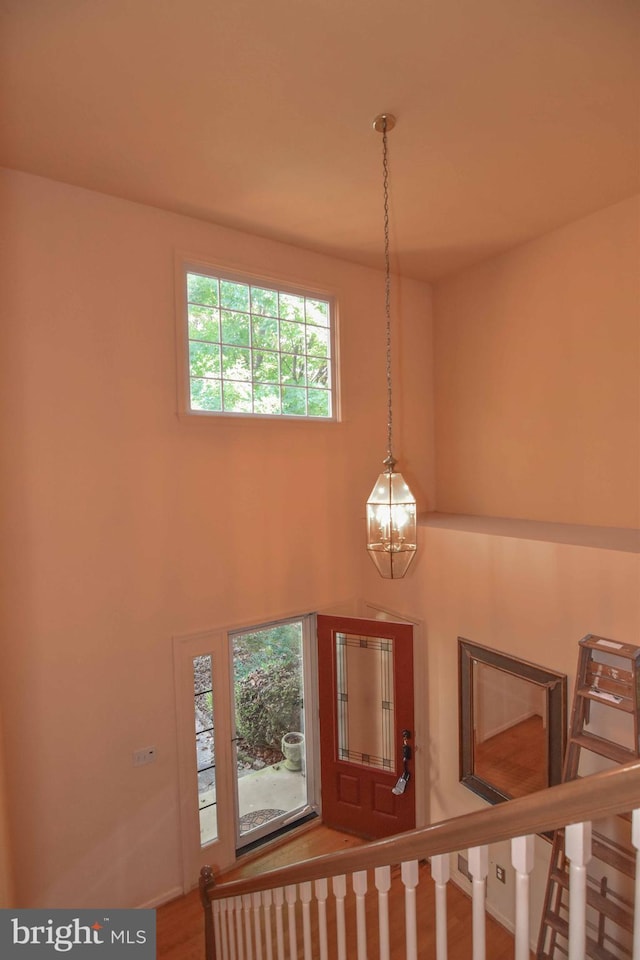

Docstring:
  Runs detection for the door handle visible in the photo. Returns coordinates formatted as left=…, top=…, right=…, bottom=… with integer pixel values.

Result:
left=392, top=770, right=411, bottom=795
left=393, top=730, right=413, bottom=795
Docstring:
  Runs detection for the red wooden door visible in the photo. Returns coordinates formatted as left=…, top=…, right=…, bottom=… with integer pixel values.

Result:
left=317, top=614, right=415, bottom=839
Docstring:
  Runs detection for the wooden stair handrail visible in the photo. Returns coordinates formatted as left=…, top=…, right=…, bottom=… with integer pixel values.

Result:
left=201, top=759, right=640, bottom=902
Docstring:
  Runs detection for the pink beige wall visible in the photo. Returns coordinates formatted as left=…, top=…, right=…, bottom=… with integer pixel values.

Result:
left=0, top=168, right=433, bottom=907
left=1, top=163, right=637, bottom=920
left=0, top=710, right=14, bottom=907
left=419, top=525, right=640, bottom=931
left=357, top=195, right=640, bottom=935
left=434, top=196, right=640, bottom=527
left=421, top=530, right=640, bottom=824
left=359, top=518, right=639, bottom=933
left=351, top=508, right=640, bottom=940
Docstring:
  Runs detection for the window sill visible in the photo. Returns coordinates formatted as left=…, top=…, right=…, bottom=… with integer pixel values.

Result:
left=175, top=410, right=339, bottom=426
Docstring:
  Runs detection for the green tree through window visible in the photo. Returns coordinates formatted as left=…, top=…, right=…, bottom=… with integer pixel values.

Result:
left=185, top=270, right=334, bottom=418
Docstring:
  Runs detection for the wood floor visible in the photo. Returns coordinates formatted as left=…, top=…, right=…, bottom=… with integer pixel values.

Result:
left=157, top=824, right=529, bottom=959
left=474, top=715, right=546, bottom=799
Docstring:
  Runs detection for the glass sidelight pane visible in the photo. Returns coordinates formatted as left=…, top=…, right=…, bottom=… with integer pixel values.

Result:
left=193, top=654, right=218, bottom=846
left=232, top=620, right=309, bottom=845
left=336, top=633, right=395, bottom=770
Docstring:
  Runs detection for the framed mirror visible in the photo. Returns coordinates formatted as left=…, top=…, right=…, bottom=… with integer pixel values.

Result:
left=458, top=638, right=567, bottom=806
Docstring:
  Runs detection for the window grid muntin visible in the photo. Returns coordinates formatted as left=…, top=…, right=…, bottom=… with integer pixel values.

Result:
left=186, top=271, right=333, bottom=419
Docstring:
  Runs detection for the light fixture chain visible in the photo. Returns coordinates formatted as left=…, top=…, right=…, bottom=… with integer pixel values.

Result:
left=382, top=118, right=393, bottom=465
left=367, top=112, right=417, bottom=579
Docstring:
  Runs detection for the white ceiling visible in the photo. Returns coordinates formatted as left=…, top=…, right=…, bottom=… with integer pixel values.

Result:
left=1, top=0, right=638, bottom=281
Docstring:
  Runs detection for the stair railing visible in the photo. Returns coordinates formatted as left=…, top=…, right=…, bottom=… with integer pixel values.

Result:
left=200, top=758, right=640, bottom=960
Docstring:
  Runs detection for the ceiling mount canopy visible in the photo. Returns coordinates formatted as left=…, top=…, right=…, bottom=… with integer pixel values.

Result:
left=372, top=113, right=396, bottom=134
left=366, top=113, right=417, bottom=580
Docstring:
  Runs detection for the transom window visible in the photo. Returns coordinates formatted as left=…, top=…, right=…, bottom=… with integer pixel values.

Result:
left=182, top=267, right=335, bottom=419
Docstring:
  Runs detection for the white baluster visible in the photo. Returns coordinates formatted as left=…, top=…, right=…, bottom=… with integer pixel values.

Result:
left=511, top=835, right=534, bottom=960
left=273, top=887, right=285, bottom=960
left=332, top=874, right=347, bottom=960
left=468, top=845, right=488, bottom=960
left=262, top=890, right=274, bottom=960
left=315, top=878, right=329, bottom=960
left=632, top=809, right=640, bottom=960
left=235, top=896, right=245, bottom=960
left=401, top=861, right=419, bottom=960
left=252, top=892, right=263, bottom=960
left=374, top=865, right=392, bottom=960
left=220, top=899, right=230, bottom=960
left=213, top=901, right=223, bottom=960
left=353, top=870, right=368, bottom=960
left=285, top=884, right=298, bottom=960
left=243, top=893, right=253, bottom=960
left=431, top=854, right=450, bottom=960
left=227, top=897, right=237, bottom=960
left=300, top=881, right=313, bottom=960
left=218, top=900, right=229, bottom=960
left=565, top=821, right=592, bottom=960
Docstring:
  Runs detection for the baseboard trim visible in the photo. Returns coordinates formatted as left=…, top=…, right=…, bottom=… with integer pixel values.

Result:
left=137, top=885, right=184, bottom=909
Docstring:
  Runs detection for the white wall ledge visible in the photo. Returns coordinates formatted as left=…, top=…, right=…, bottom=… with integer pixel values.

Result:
left=420, top=512, right=640, bottom=554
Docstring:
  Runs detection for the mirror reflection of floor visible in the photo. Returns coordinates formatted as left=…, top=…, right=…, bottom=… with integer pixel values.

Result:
left=474, top=715, right=545, bottom=798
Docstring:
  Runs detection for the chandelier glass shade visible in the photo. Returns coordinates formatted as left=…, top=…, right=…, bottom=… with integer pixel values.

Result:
left=366, top=114, right=417, bottom=579
left=366, top=459, right=417, bottom=579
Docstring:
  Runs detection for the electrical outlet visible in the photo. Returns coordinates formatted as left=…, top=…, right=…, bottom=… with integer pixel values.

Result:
left=496, top=864, right=506, bottom=883
left=133, top=747, right=157, bottom=767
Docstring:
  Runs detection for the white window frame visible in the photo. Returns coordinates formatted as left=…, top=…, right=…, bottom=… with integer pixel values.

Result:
left=173, top=626, right=236, bottom=888
left=229, top=614, right=320, bottom=851
left=173, top=612, right=320, bottom=891
left=175, top=255, right=339, bottom=421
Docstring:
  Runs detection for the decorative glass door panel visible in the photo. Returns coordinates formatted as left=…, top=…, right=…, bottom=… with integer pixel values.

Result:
left=336, top=633, right=395, bottom=771
left=318, top=615, right=415, bottom=839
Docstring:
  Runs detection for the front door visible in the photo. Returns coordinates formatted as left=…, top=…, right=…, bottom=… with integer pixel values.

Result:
left=317, top=614, right=415, bottom=839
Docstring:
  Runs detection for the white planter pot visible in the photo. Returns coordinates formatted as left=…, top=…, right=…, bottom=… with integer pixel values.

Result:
left=281, top=732, right=305, bottom=771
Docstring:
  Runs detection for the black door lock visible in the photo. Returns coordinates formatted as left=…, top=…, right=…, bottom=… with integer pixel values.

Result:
left=393, top=730, right=413, bottom=794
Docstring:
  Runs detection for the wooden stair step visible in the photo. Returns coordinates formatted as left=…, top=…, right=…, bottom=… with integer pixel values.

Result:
left=584, top=660, right=634, bottom=687
left=577, top=687, right=635, bottom=713
left=579, top=635, right=640, bottom=663
left=541, top=910, right=625, bottom=960
left=548, top=866, right=633, bottom=917
left=549, top=866, right=567, bottom=886
left=569, top=732, right=637, bottom=765
left=549, top=841, right=635, bottom=886
left=538, top=635, right=640, bottom=960
left=587, top=885, right=634, bottom=932
left=592, top=833, right=636, bottom=878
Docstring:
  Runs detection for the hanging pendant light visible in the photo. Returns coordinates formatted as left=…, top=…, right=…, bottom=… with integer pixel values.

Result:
left=366, top=114, right=417, bottom=579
